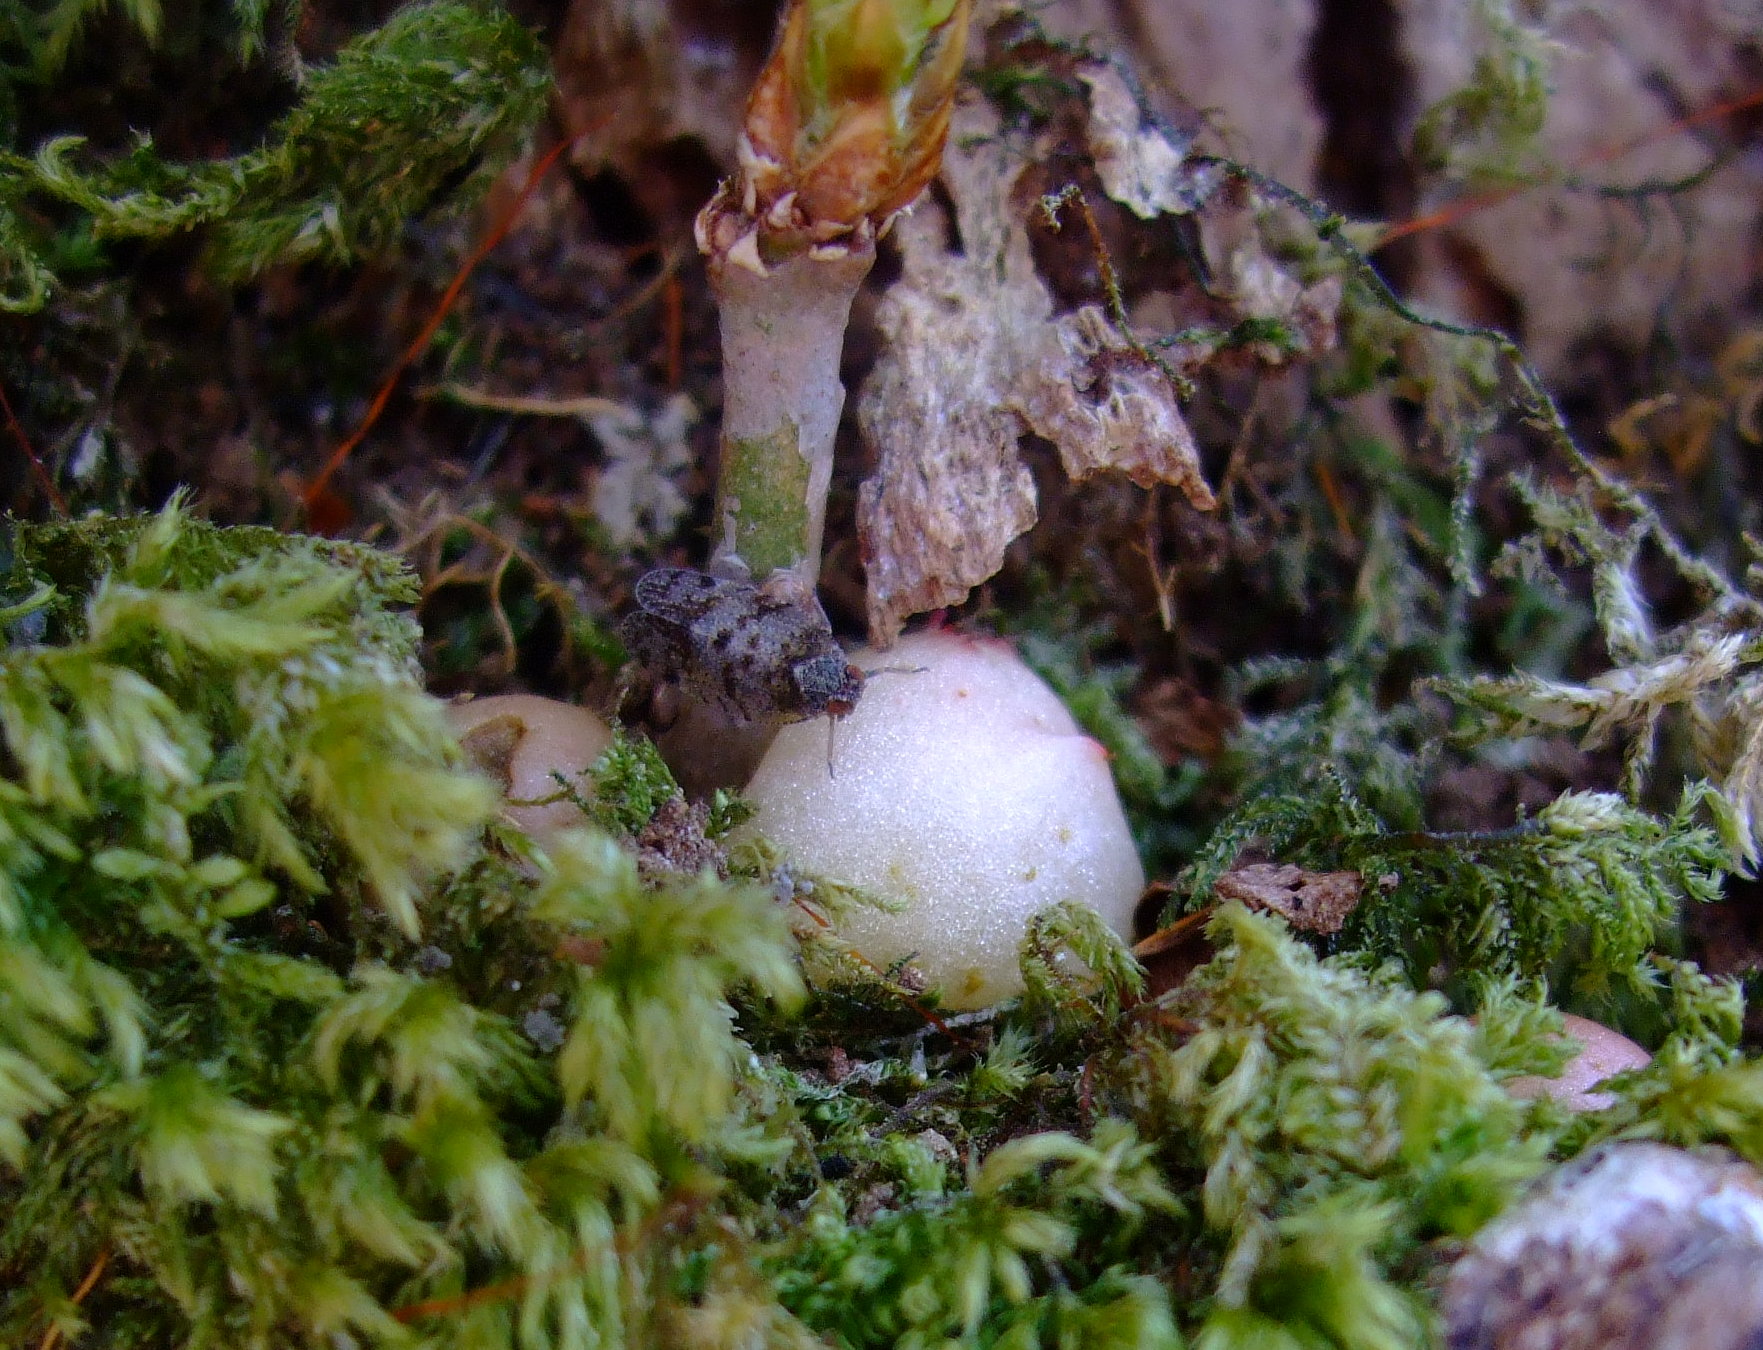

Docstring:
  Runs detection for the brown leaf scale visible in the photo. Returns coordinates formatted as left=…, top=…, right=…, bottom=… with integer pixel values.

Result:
left=1212, top=863, right=1363, bottom=934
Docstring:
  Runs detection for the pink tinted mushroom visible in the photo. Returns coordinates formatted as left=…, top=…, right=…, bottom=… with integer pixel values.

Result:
left=446, top=694, right=613, bottom=839
left=1507, top=1013, right=1652, bottom=1111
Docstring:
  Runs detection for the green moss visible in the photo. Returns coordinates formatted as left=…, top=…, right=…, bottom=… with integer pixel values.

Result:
left=1, top=2, right=549, bottom=306
left=0, top=497, right=1750, bottom=1346
left=1102, top=905, right=1557, bottom=1348
left=585, top=728, right=681, bottom=837
left=4, top=16, right=1763, bottom=1340
left=1409, top=0, right=1552, bottom=182
left=0, top=505, right=806, bottom=1347
left=1176, top=770, right=1727, bottom=1019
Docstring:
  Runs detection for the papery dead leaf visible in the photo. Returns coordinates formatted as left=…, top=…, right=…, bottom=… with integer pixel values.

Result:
left=1213, top=862, right=1362, bottom=935
left=1076, top=63, right=1210, bottom=220
left=857, top=91, right=1214, bottom=647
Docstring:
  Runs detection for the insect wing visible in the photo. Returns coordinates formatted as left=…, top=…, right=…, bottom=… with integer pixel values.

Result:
left=621, top=567, right=863, bottom=726
left=631, top=568, right=733, bottom=629
left=625, top=569, right=761, bottom=719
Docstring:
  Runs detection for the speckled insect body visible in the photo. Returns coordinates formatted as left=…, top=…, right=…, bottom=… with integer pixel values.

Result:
left=621, top=567, right=865, bottom=724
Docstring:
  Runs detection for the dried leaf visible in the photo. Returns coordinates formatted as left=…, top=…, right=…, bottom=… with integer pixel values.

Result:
left=1717, top=331, right=1763, bottom=443
left=1135, top=676, right=1240, bottom=762
left=1132, top=903, right=1215, bottom=999
left=857, top=93, right=1214, bottom=646
left=1212, top=862, right=1362, bottom=935
left=1076, top=63, right=1209, bottom=220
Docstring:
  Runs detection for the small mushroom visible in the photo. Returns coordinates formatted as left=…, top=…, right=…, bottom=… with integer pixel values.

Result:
left=738, top=630, right=1144, bottom=1009
left=1442, top=1141, right=1763, bottom=1350
left=1506, top=1013, right=1651, bottom=1111
left=446, top=694, right=612, bottom=838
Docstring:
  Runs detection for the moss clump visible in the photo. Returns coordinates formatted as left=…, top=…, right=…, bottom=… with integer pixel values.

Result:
left=5, top=6, right=1763, bottom=1345
left=1103, top=905, right=1560, bottom=1348
left=1176, top=772, right=1728, bottom=1012
left=0, top=504, right=804, bottom=1348
left=771, top=1120, right=1183, bottom=1349
left=2, top=498, right=1760, bottom=1348
left=2, top=2, right=548, bottom=308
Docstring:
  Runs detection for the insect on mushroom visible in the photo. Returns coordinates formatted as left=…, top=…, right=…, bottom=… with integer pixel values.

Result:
left=620, top=567, right=866, bottom=746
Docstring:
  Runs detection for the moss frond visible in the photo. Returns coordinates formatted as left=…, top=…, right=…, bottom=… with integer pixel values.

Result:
left=534, top=830, right=804, bottom=1143
left=1106, top=905, right=1552, bottom=1347
left=0, top=505, right=819, bottom=1346
left=1177, top=768, right=1726, bottom=1013
left=2, top=1, right=547, bottom=306
left=1409, top=0, right=1554, bottom=183
left=584, top=729, right=681, bottom=837
left=773, top=1118, right=1179, bottom=1348
left=1019, top=900, right=1144, bottom=1034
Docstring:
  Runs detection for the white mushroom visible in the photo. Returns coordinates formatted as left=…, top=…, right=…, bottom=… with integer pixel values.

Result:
left=739, top=630, right=1145, bottom=1009
left=445, top=694, right=613, bottom=838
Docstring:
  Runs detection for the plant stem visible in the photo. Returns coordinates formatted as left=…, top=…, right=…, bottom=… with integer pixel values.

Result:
left=707, top=243, right=876, bottom=590
left=693, top=0, right=967, bottom=593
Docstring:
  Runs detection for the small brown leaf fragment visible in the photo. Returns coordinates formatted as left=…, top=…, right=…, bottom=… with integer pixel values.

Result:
left=856, top=93, right=1214, bottom=647
left=1132, top=904, right=1215, bottom=999
left=1212, top=862, right=1362, bottom=935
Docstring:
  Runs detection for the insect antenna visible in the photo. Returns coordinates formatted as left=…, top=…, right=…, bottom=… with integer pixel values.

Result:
left=863, top=663, right=927, bottom=680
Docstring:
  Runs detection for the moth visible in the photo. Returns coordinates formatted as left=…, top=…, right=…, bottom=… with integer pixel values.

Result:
left=620, top=567, right=865, bottom=726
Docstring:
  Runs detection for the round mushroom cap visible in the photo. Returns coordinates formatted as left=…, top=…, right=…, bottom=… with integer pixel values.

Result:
left=446, top=694, right=613, bottom=838
left=739, top=630, right=1144, bottom=1009
left=1506, top=1013, right=1651, bottom=1111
